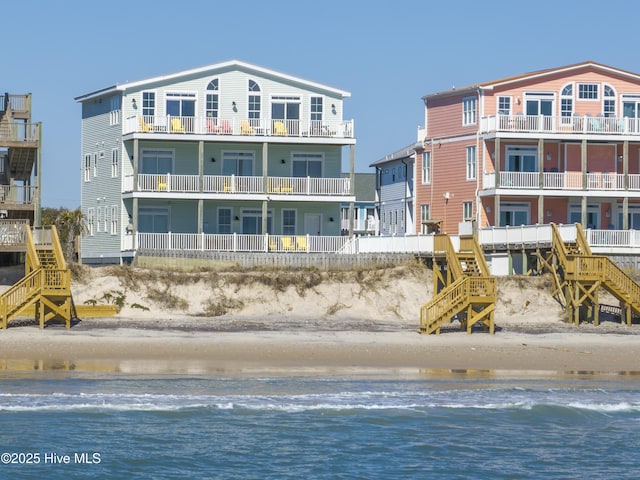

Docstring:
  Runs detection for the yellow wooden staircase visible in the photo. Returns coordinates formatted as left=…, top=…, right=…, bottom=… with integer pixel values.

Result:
left=538, top=223, right=640, bottom=326
left=420, top=234, right=496, bottom=335
left=0, top=225, right=72, bottom=329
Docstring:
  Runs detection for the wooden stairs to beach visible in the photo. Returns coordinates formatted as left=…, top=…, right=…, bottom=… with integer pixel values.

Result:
left=419, top=234, right=496, bottom=335
left=0, top=224, right=72, bottom=329
left=537, top=223, right=640, bottom=326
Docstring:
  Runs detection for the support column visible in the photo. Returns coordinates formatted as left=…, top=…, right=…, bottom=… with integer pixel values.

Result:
left=133, top=139, right=139, bottom=192
left=349, top=144, right=355, bottom=238
left=581, top=196, right=587, bottom=228
left=262, top=143, right=269, bottom=235
left=34, top=122, right=43, bottom=227
left=538, top=138, right=544, bottom=189
left=494, top=195, right=500, bottom=226
left=198, top=141, right=204, bottom=234
left=538, top=195, right=544, bottom=225
left=494, top=138, right=501, bottom=188
left=623, top=196, right=629, bottom=230
left=581, top=139, right=587, bottom=190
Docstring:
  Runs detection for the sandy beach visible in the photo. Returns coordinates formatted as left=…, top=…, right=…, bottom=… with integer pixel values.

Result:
left=2, top=263, right=640, bottom=374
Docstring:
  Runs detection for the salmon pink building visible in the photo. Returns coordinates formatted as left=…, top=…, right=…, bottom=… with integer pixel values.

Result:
left=417, top=61, right=640, bottom=234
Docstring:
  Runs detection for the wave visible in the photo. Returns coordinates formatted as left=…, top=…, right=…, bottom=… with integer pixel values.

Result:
left=1, top=390, right=639, bottom=413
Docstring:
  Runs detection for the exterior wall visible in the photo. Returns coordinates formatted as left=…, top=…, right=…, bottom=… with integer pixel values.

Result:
left=376, top=159, right=412, bottom=235
left=483, top=67, right=640, bottom=118
left=122, top=69, right=345, bottom=130
left=416, top=140, right=477, bottom=234
left=425, top=92, right=478, bottom=139
left=80, top=93, right=124, bottom=262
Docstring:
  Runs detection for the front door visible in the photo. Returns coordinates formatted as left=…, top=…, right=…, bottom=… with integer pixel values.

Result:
left=304, top=214, right=321, bottom=236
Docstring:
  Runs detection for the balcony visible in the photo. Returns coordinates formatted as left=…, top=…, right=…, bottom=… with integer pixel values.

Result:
left=481, top=114, right=640, bottom=137
left=125, top=232, right=348, bottom=254
left=123, top=173, right=351, bottom=197
left=125, top=115, right=355, bottom=140
left=482, top=171, right=640, bottom=192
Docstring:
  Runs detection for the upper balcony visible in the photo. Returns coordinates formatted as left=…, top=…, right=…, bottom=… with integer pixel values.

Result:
left=481, top=114, right=640, bottom=138
left=125, top=115, right=355, bottom=142
left=482, top=170, right=640, bottom=195
left=123, top=173, right=352, bottom=198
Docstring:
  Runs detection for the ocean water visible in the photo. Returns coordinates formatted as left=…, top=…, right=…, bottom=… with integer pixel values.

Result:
left=1, top=367, right=640, bottom=479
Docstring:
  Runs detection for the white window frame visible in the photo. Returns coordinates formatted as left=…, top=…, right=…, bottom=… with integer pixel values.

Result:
left=282, top=209, right=296, bottom=235
left=86, top=208, right=95, bottom=236
left=111, top=149, right=119, bottom=177
left=497, top=96, right=511, bottom=115
left=84, top=154, right=91, bottom=182
left=217, top=207, right=232, bottom=234
left=603, top=84, right=616, bottom=117
left=463, top=201, right=473, bottom=221
left=578, top=83, right=599, bottom=101
left=109, top=96, right=121, bottom=125
left=110, top=206, right=118, bottom=235
left=421, top=151, right=431, bottom=184
left=462, top=96, right=477, bottom=126
left=466, top=145, right=477, bottom=180
left=93, top=153, right=98, bottom=178
left=560, top=83, right=573, bottom=124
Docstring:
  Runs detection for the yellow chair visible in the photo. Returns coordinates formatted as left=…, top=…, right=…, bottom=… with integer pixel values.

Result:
left=268, top=238, right=279, bottom=251
left=223, top=182, right=233, bottom=192
left=171, top=118, right=185, bottom=133
left=140, top=117, right=154, bottom=132
left=281, top=237, right=294, bottom=251
left=157, top=178, right=168, bottom=191
left=273, top=121, right=288, bottom=136
left=240, top=120, right=255, bottom=135
left=296, top=236, right=307, bottom=252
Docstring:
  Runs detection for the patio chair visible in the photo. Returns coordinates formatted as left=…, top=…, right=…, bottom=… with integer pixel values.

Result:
left=273, top=121, right=288, bottom=136
left=171, top=118, right=185, bottom=133
left=157, top=178, right=168, bottom=191
left=139, top=117, right=154, bottom=132
left=281, top=236, right=295, bottom=251
left=240, top=121, right=254, bottom=135
left=296, top=236, right=307, bottom=252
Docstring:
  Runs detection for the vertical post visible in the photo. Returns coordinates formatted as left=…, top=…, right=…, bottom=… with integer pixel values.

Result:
left=538, top=138, right=544, bottom=189
left=538, top=195, right=544, bottom=225
left=133, top=138, right=139, bottom=192
left=34, top=122, right=42, bottom=227
left=198, top=140, right=204, bottom=193
left=581, top=196, right=587, bottom=228
left=494, top=194, right=500, bottom=227
left=494, top=138, right=501, bottom=188
left=581, top=139, right=587, bottom=190
left=262, top=142, right=268, bottom=236
left=349, top=144, right=355, bottom=238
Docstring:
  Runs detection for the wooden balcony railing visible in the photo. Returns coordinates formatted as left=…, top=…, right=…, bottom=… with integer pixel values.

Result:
left=125, top=115, right=355, bottom=139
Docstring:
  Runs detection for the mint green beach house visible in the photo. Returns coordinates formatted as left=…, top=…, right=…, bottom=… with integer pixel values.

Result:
left=75, top=60, right=356, bottom=264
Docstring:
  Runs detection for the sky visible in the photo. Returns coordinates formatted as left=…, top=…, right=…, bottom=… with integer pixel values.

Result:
left=3, top=0, right=640, bottom=208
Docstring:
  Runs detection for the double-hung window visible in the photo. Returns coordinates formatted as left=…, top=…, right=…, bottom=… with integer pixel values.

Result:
left=497, top=96, right=511, bottom=115
left=142, top=92, right=155, bottom=117
left=463, top=201, right=473, bottom=222
left=466, top=146, right=477, bottom=180
left=282, top=209, right=296, bottom=235
left=217, top=208, right=232, bottom=234
left=421, top=151, right=431, bottom=184
left=462, top=96, right=477, bottom=126
left=206, top=79, right=219, bottom=119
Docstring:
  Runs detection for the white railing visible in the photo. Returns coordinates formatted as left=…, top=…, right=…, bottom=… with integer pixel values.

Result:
left=123, top=174, right=350, bottom=196
left=483, top=171, right=633, bottom=191
left=482, top=114, right=640, bottom=136
left=125, top=115, right=355, bottom=139
left=128, top=224, right=640, bottom=255
left=135, top=232, right=348, bottom=253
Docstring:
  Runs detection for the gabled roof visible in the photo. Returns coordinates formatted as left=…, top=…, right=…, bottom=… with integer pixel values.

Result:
left=369, top=142, right=417, bottom=167
left=75, top=59, right=351, bottom=102
left=423, top=61, right=640, bottom=100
